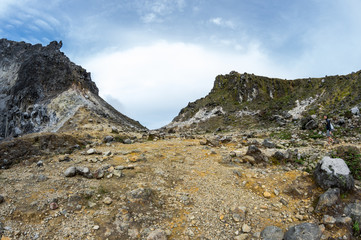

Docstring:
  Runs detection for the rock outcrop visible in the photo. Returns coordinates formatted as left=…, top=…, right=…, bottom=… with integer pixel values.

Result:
left=0, top=39, right=146, bottom=139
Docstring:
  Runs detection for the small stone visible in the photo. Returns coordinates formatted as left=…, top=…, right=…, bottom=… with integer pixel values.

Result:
left=103, top=136, right=114, bottom=143
left=147, top=229, right=167, bottom=240
left=64, top=167, right=77, bottom=177
left=94, top=169, right=104, bottom=179
left=263, top=191, right=272, bottom=198
left=242, top=224, right=251, bottom=233
left=103, top=197, right=112, bottom=205
left=49, top=202, right=59, bottom=210
left=322, top=215, right=336, bottom=225
left=233, top=170, right=242, bottom=177
left=115, top=165, right=125, bottom=170
left=279, top=198, right=289, bottom=206
left=232, top=213, right=241, bottom=222
left=93, top=225, right=100, bottom=230
left=234, top=234, right=248, bottom=240
left=274, top=189, right=280, bottom=196
left=36, top=161, right=44, bottom=167
left=103, top=151, right=112, bottom=156
left=113, top=169, right=123, bottom=178
left=295, top=213, right=303, bottom=221
left=88, top=201, right=96, bottom=208
left=123, top=139, right=132, bottom=144
left=0, top=195, right=5, bottom=204
left=87, top=148, right=96, bottom=155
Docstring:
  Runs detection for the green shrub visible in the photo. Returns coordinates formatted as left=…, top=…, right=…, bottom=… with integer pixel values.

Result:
left=334, top=146, right=361, bottom=180
left=353, top=221, right=360, bottom=236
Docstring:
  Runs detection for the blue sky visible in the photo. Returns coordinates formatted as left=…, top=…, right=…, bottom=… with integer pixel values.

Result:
left=1, top=0, right=361, bottom=129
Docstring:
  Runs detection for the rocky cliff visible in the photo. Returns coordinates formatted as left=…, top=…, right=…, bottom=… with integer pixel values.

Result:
left=166, top=70, right=361, bottom=132
left=0, top=39, right=146, bottom=139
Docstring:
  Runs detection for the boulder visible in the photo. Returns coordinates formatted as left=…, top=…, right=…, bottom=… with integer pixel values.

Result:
left=313, top=157, right=354, bottom=193
left=261, top=226, right=284, bottom=240
left=246, top=145, right=268, bottom=163
left=284, top=223, right=322, bottom=240
left=315, top=188, right=340, bottom=212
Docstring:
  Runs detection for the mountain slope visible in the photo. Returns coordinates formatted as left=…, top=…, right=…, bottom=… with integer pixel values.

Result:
left=166, top=70, right=361, bottom=132
left=0, top=39, right=146, bottom=139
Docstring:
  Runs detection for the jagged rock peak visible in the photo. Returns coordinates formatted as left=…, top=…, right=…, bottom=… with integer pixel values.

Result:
left=0, top=39, right=146, bottom=139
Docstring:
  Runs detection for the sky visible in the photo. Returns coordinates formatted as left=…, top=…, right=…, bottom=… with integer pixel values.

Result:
left=1, top=0, right=361, bottom=129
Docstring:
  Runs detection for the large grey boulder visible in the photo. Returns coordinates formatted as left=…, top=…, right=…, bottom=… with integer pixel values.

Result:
left=284, top=223, right=322, bottom=240
left=344, top=200, right=361, bottom=223
left=313, top=157, right=354, bottom=193
left=315, top=188, right=340, bottom=212
left=261, top=226, right=284, bottom=240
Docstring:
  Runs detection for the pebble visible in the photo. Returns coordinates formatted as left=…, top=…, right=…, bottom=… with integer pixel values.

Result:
left=242, top=224, right=251, bottom=233
left=279, top=198, right=289, bottom=206
left=263, top=191, right=272, bottom=198
left=103, top=151, right=112, bottom=156
left=232, top=213, right=241, bottom=222
left=36, top=161, right=44, bottom=167
left=64, top=167, right=77, bottom=177
left=49, top=202, right=59, bottom=210
left=0, top=195, right=4, bottom=204
left=147, top=229, right=167, bottom=240
left=87, top=149, right=96, bottom=155
left=93, top=225, right=100, bottom=230
left=234, top=234, right=248, bottom=240
left=103, top=197, right=113, bottom=205
left=113, top=169, right=123, bottom=178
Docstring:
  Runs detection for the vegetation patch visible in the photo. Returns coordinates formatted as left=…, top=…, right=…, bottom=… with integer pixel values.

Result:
left=333, top=146, right=361, bottom=180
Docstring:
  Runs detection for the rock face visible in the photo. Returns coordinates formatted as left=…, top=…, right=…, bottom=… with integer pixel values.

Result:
left=314, top=157, right=354, bottom=193
left=0, top=39, right=146, bottom=139
left=164, top=70, right=361, bottom=132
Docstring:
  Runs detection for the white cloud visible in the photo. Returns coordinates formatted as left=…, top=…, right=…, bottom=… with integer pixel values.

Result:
left=209, top=17, right=235, bottom=29
left=81, top=40, right=287, bottom=129
left=137, top=0, right=186, bottom=23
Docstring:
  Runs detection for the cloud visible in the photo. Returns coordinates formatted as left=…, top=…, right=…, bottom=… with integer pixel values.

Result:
left=209, top=17, right=235, bottom=29
left=81, top=40, right=287, bottom=129
left=136, top=0, right=186, bottom=23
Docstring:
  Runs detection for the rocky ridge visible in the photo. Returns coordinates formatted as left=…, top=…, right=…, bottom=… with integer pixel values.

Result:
left=0, top=39, right=145, bottom=139
left=166, top=71, right=361, bottom=132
